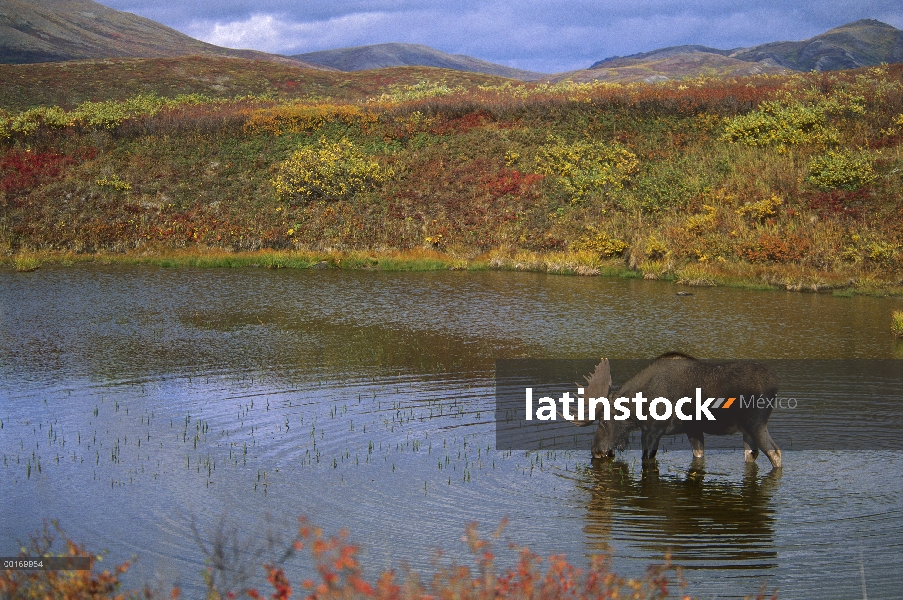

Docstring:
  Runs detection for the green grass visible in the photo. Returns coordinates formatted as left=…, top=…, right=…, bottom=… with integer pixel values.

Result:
left=5, top=248, right=903, bottom=298
left=11, top=251, right=40, bottom=272
left=892, top=310, right=903, bottom=335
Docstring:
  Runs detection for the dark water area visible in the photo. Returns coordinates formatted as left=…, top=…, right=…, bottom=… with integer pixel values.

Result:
left=1, top=266, right=902, bottom=598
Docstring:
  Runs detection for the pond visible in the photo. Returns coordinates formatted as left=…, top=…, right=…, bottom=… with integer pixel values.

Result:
left=1, top=266, right=902, bottom=598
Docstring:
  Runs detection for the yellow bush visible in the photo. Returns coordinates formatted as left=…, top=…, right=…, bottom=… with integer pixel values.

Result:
left=685, top=205, right=718, bottom=232
left=644, top=234, right=668, bottom=258
left=736, top=194, right=782, bottom=221
left=272, top=137, right=390, bottom=204
left=244, top=103, right=375, bottom=135
left=569, top=226, right=629, bottom=257
left=536, top=135, right=638, bottom=202
left=806, top=150, right=878, bottom=190
left=0, top=93, right=222, bottom=137
left=369, top=80, right=465, bottom=103
left=806, top=150, right=877, bottom=191
left=841, top=233, right=899, bottom=264
left=96, top=175, right=132, bottom=191
left=722, top=100, right=838, bottom=150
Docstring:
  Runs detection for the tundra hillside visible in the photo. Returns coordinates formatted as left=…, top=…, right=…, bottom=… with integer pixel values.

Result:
left=2, top=58, right=902, bottom=291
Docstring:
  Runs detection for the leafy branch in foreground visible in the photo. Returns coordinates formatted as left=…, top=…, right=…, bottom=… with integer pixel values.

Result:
left=2, top=516, right=785, bottom=599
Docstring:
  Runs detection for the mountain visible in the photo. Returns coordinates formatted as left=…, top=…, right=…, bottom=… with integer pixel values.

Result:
left=730, top=19, right=903, bottom=71
left=0, top=0, right=326, bottom=68
left=584, top=19, right=903, bottom=81
left=293, top=43, right=544, bottom=81
left=589, top=45, right=732, bottom=69
left=552, top=52, right=788, bottom=84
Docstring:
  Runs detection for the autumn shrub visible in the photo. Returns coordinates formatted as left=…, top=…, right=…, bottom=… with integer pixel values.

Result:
left=626, top=161, right=696, bottom=212
left=721, top=100, right=838, bottom=150
left=0, top=149, right=77, bottom=193
left=805, top=149, right=877, bottom=191
left=244, top=103, right=376, bottom=136
left=3, top=61, right=903, bottom=285
left=95, top=174, right=132, bottom=191
left=841, top=233, right=900, bottom=265
left=480, top=167, right=544, bottom=199
left=0, top=522, right=138, bottom=600
left=369, top=79, right=467, bottom=103
left=272, top=137, right=391, bottom=204
left=535, top=135, right=638, bottom=202
left=805, top=188, right=870, bottom=220
left=736, top=195, right=783, bottom=222
left=0, top=93, right=221, bottom=138
left=2, top=518, right=701, bottom=600
left=645, top=234, right=669, bottom=259
left=662, top=206, right=736, bottom=261
left=569, top=226, right=629, bottom=257
left=238, top=517, right=686, bottom=600
left=740, top=231, right=809, bottom=264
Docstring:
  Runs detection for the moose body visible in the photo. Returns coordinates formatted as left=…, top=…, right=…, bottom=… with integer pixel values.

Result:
left=579, top=353, right=782, bottom=469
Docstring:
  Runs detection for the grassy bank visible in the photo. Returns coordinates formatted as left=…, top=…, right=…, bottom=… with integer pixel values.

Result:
left=6, top=246, right=903, bottom=297
left=2, top=59, right=903, bottom=290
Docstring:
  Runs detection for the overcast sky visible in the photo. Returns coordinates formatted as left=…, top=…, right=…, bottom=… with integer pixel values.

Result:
left=97, top=1, right=903, bottom=73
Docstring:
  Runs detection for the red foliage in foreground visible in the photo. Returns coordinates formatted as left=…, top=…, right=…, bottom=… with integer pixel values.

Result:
left=0, top=516, right=783, bottom=599
left=238, top=517, right=690, bottom=600
left=0, top=521, right=134, bottom=599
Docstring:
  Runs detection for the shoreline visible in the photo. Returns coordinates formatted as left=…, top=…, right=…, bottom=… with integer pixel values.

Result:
left=6, top=247, right=903, bottom=297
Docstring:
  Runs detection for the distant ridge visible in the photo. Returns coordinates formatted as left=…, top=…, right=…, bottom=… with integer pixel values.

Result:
left=584, top=19, right=903, bottom=81
left=730, top=19, right=903, bottom=71
left=1, top=4, right=900, bottom=83
left=590, top=45, right=732, bottom=69
left=293, top=43, right=545, bottom=81
left=551, top=52, right=788, bottom=84
left=0, top=0, right=327, bottom=68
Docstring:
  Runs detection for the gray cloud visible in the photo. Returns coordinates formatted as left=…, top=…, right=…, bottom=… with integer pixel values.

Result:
left=99, top=0, right=903, bottom=72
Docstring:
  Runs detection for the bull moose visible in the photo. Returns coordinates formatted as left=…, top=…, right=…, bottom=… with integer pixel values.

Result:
left=575, top=353, right=782, bottom=469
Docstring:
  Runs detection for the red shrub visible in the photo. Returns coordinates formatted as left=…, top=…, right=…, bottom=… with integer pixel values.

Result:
left=806, top=189, right=870, bottom=221
left=430, top=110, right=493, bottom=134
left=740, top=232, right=809, bottom=263
left=481, top=168, right=544, bottom=199
left=0, top=149, right=78, bottom=193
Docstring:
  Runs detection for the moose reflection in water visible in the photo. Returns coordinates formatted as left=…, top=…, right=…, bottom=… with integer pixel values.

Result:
left=580, top=459, right=781, bottom=569
left=575, top=354, right=783, bottom=469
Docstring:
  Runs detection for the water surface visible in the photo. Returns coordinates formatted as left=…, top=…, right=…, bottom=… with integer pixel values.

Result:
left=2, top=266, right=902, bottom=598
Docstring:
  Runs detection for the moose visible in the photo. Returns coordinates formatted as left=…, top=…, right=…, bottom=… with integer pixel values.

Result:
left=574, top=353, right=782, bottom=469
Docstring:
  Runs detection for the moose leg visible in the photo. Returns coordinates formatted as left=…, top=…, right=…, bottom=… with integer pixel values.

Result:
left=686, top=432, right=704, bottom=459
left=743, top=432, right=760, bottom=463
left=749, top=426, right=782, bottom=469
left=640, top=430, right=662, bottom=461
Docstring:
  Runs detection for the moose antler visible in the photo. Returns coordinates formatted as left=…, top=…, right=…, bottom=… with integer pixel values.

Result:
left=564, top=358, right=611, bottom=426
left=584, top=358, right=611, bottom=400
